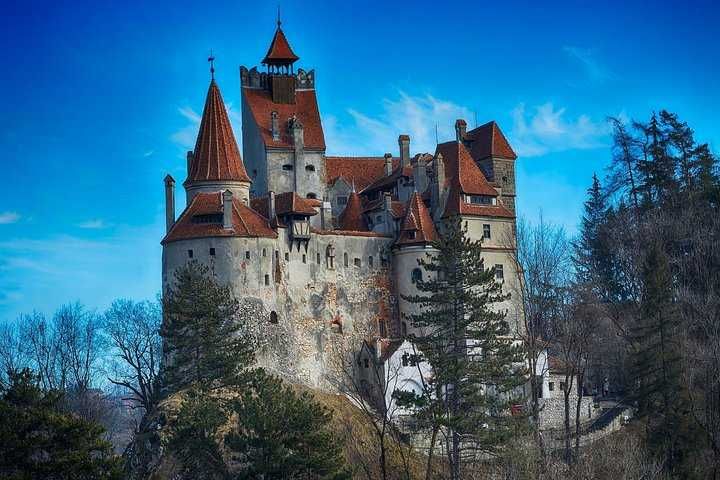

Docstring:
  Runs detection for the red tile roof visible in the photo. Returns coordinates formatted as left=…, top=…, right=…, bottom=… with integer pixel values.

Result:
left=363, top=163, right=416, bottom=193
left=325, top=156, right=398, bottom=191
left=464, top=121, right=517, bottom=161
left=436, top=141, right=498, bottom=196
left=186, top=81, right=251, bottom=184
left=397, top=192, right=438, bottom=246
left=251, top=192, right=318, bottom=219
left=442, top=187, right=515, bottom=218
left=312, top=228, right=390, bottom=238
left=162, top=192, right=276, bottom=244
left=362, top=198, right=406, bottom=218
left=262, top=26, right=299, bottom=65
left=243, top=88, right=325, bottom=150
left=338, top=192, right=369, bottom=231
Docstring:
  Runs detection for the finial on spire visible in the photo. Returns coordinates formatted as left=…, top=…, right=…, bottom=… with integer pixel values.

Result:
left=277, top=5, right=281, bottom=27
left=208, top=50, right=216, bottom=80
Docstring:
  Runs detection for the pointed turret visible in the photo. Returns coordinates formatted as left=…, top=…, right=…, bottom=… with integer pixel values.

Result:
left=396, top=192, right=438, bottom=246
left=338, top=191, right=369, bottom=231
left=262, top=18, right=299, bottom=68
left=185, top=78, right=251, bottom=205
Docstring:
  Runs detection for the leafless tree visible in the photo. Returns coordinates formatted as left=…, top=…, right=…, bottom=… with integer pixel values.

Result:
left=0, top=321, right=29, bottom=386
left=104, top=298, right=162, bottom=414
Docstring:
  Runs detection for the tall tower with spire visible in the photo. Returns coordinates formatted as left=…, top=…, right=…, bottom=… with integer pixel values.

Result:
left=240, top=18, right=326, bottom=200
left=184, top=66, right=252, bottom=206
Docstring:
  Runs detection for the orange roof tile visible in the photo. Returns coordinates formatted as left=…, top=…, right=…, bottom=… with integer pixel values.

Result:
left=325, top=156, right=399, bottom=191
left=262, top=26, right=299, bottom=65
left=436, top=141, right=498, bottom=196
left=397, top=192, right=438, bottom=246
left=243, top=88, right=325, bottom=150
left=186, top=81, right=251, bottom=184
left=251, top=192, right=318, bottom=219
left=338, top=192, right=369, bottom=231
left=464, top=121, right=517, bottom=161
left=162, top=192, right=276, bottom=244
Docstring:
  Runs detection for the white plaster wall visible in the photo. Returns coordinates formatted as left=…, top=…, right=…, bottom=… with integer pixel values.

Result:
left=393, top=245, right=437, bottom=337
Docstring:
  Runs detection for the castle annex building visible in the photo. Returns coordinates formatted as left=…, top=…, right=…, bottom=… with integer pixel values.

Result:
left=161, top=20, right=523, bottom=388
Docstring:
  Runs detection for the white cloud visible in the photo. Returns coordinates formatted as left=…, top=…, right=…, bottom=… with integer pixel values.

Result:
left=324, top=91, right=472, bottom=156
left=509, top=103, right=610, bottom=157
left=0, top=212, right=20, bottom=224
left=77, top=219, right=107, bottom=229
left=563, top=46, right=612, bottom=83
left=143, top=149, right=155, bottom=158
left=171, top=103, right=243, bottom=153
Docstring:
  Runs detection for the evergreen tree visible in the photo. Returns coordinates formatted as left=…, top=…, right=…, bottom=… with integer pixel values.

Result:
left=0, top=368, right=122, bottom=480
left=225, top=369, right=350, bottom=480
left=400, top=216, right=527, bottom=479
left=160, top=261, right=255, bottom=391
left=573, top=174, right=613, bottom=290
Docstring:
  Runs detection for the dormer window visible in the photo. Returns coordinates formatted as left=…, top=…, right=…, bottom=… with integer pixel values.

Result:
left=337, top=196, right=348, bottom=206
left=282, top=164, right=294, bottom=171
left=408, top=231, right=416, bottom=239
left=468, top=195, right=495, bottom=205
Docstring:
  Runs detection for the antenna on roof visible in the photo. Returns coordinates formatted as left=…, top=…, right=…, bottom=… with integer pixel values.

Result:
left=435, top=122, right=439, bottom=146
left=208, top=50, right=216, bottom=80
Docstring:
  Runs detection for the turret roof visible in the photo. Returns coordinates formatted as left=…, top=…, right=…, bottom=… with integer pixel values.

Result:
left=262, top=25, right=299, bottom=65
left=463, top=121, right=517, bottom=161
left=338, top=191, right=369, bottom=231
left=396, top=192, right=438, bottom=246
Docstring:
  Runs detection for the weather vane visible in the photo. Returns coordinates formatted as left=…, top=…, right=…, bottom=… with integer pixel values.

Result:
left=208, top=50, right=215, bottom=80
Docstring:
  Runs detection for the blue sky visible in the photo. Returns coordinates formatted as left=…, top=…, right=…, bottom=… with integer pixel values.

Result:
left=1, top=0, right=718, bottom=321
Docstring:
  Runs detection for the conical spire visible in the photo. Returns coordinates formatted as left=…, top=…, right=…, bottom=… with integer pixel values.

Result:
left=262, top=20, right=299, bottom=66
left=397, top=192, right=438, bottom=246
left=186, top=80, right=251, bottom=184
left=338, top=191, right=368, bottom=231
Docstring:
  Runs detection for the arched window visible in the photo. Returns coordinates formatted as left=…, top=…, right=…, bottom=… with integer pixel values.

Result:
left=411, top=268, right=422, bottom=283
left=269, top=311, right=278, bottom=324
left=344, top=252, right=349, bottom=267
left=306, top=192, right=317, bottom=199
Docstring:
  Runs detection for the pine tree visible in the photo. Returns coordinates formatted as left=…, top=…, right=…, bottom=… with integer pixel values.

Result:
left=574, top=174, right=609, bottom=285
left=400, top=216, right=527, bottom=479
left=0, top=368, right=122, bottom=480
left=225, top=369, right=350, bottom=480
left=160, top=261, right=255, bottom=391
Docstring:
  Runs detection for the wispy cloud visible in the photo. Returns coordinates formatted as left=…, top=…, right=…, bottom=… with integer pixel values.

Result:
left=509, top=102, right=610, bottom=157
left=171, top=102, right=243, bottom=153
left=563, top=46, right=612, bottom=83
left=324, top=91, right=472, bottom=155
left=77, top=219, right=107, bottom=229
left=143, top=149, right=155, bottom=158
left=0, top=212, right=20, bottom=224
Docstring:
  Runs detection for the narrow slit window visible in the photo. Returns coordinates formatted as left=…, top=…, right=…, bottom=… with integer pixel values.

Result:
left=188, top=249, right=194, bottom=258
left=245, top=251, right=250, bottom=259
left=264, top=274, right=270, bottom=286
left=209, top=248, right=215, bottom=256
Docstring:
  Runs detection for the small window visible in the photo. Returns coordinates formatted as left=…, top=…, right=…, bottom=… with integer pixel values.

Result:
left=316, top=252, right=321, bottom=264
left=344, top=253, right=348, bottom=267
left=305, top=165, right=316, bottom=172
left=364, top=358, right=369, bottom=368
left=549, top=382, right=555, bottom=392
left=285, top=252, right=289, bottom=261
left=275, top=250, right=279, bottom=259
left=306, top=192, right=317, bottom=199
left=262, top=248, right=267, bottom=257
left=209, top=247, right=216, bottom=256
left=302, top=254, right=307, bottom=264
left=245, top=251, right=250, bottom=259
left=369, top=256, right=374, bottom=267
left=483, top=224, right=491, bottom=239
left=188, top=249, right=194, bottom=258
left=354, top=258, right=361, bottom=268
left=411, top=268, right=422, bottom=283
left=408, top=231, right=416, bottom=239
left=269, top=311, right=278, bottom=323
left=401, top=352, right=409, bottom=367
left=560, top=382, right=566, bottom=391
left=376, top=215, right=383, bottom=223
left=381, top=256, right=388, bottom=268
left=337, top=196, right=348, bottom=206
left=495, top=264, right=504, bottom=280
left=470, top=195, right=493, bottom=205
left=282, top=164, right=294, bottom=171
left=401, top=321, right=408, bottom=337
left=264, top=274, right=270, bottom=286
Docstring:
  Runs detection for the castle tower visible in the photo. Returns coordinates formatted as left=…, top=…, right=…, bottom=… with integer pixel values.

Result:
left=241, top=18, right=326, bottom=200
left=184, top=77, right=252, bottom=206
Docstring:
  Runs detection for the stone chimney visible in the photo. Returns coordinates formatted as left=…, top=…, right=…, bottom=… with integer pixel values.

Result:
left=432, top=152, right=445, bottom=215
left=268, top=191, right=276, bottom=221
left=164, top=174, right=175, bottom=234
left=271, top=111, right=279, bottom=141
left=291, top=116, right=304, bottom=149
left=223, top=190, right=233, bottom=230
left=383, top=192, right=393, bottom=235
left=291, top=117, right=305, bottom=191
left=413, top=155, right=428, bottom=193
left=455, top=119, right=467, bottom=142
left=398, top=135, right=410, bottom=169
left=321, top=198, right=332, bottom=230
left=384, top=153, right=393, bottom=176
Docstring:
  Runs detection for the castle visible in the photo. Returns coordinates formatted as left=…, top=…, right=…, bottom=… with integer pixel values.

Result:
left=161, top=19, right=523, bottom=391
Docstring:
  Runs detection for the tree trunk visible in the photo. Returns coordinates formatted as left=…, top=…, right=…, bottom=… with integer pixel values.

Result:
left=574, top=367, right=586, bottom=457
left=425, top=425, right=439, bottom=480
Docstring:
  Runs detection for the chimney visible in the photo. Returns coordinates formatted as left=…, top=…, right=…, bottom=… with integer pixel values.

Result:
left=432, top=152, right=445, bottom=213
left=271, top=111, right=279, bottom=141
left=291, top=116, right=304, bottom=149
left=222, top=190, right=233, bottom=229
left=267, top=191, right=276, bottom=221
left=383, top=192, right=393, bottom=234
left=384, top=192, right=393, bottom=212
left=398, top=135, right=410, bottom=169
left=321, top=198, right=332, bottom=230
left=455, top=119, right=467, bottom=143
left=413, top=155, right=428, bottom=193
left=384, top=153, right=393, bottom=176
left=164, top=174, right=175, bottom=234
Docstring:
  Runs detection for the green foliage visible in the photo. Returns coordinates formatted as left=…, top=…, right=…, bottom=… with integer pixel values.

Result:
left=401, top=216, right=527, bottom=463
left=161, top=261, right=255, bottom=391
left=226, top=369, right=350, bottom=480
left=0, top=368, right=122, bottom=480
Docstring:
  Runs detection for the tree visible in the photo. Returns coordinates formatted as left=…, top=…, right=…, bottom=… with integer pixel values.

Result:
left=225, top=369, right=350, bottom=480
left=160, top=261, right=255, bottom=391
left=104, top=299, right=162, bottom=413
left=401, top=216, right=527, bottom=479
left=0, top=368, right=122, bottom=480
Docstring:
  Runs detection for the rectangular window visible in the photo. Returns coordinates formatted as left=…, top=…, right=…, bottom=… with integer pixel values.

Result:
left=264, top=274, right=270, bottom=286
left=316, top=252, right=321, bottom=264
left=285, top=252, right=290, bottom=261
left=302, top=254, right=307, bottom=264
left=337, top=196, right=348, bottom=206
left=408, top=231, right=416, bottom=239
left=495, top=264, right=504, bottom=280
left=470, top=195, right=494, bottom=205
left=209, top=247, right=215, bottom=256
left=187, top=249, right=194, bottom=258
left=354, top=258, right=361, bottom=268
left=381, top=256, right=388, bottom=268
left=262, top=248, right=267, bottom=257
left=369, top=256, right=374, bottom=267
left=245, top=251, right=250, bottom=259
left=549, top=382, right=555, bottom=392
left=483, top=224, right=491, bottom=239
